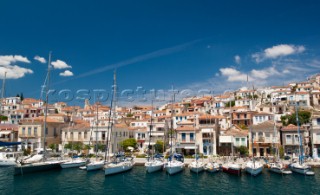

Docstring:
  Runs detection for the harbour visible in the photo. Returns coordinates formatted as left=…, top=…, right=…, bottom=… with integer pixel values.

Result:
left=2, top=165, right=320, bottom=194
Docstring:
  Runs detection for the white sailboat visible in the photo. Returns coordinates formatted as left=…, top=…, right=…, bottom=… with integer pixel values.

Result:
left=15, top=53, right=63, bottom=175
left=164, top=153, right=185, bottom=175
left=0, top=151, right=22, bottom=166
left=268, top=110, right=292, bottom=175
left=103, top=70, right=135, bottom=176
left=245, top=126, right=263, bottom=176
left=60, top=111, right=86, bottom=169
left=84, top=104, right=105, bottom=171
left=189, top=116, right=204, bottom=173
left=289, top=100, right=314, bottom=176
left=164, top=93, right=184, bottom=175
left=205, top=161, right=220, bottom=173
left=145, top=102, right=164, bottom=173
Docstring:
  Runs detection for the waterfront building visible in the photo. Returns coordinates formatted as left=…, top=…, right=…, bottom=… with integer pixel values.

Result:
left=18, top=115, right=65, bottom=152
left=249, top=121, right=280, bottom=157
left=281, top=124, right=310, bottom=158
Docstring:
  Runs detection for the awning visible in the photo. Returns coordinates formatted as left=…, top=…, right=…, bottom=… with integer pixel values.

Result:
left=143, top=142, right=155, bottom=145
left=0, top=131, right=11, bottom=135
left=0, top=141, right=21, bottom=146
left=184, top=146, right=197, bottom=149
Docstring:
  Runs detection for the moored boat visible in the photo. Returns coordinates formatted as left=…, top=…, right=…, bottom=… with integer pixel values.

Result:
left=245, top=160, right=263, bottom=176
left=204, top=162, right=220, bottom=173
left=269, top=162, right=292, bottom=175
left=104, top=156, right=134, bottom=175
left=222, top=162, right=241, bottom=175
left=60, top=158, right=86, bottom=168
left=289, top=162, right=314, bottom=176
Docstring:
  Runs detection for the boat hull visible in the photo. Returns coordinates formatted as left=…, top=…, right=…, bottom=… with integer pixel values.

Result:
left=269, top=167, right=292, bottom=175
left=245, top=166, right=263, bottom=176
left=86, top=161, right=104, bottom=171
left=145, top=162, right=163, bottom=173
left=0, top=160, right=17, bottom=166
left=222, top=166, right=241, bottom=175
left=290, top=164, right=314, bottom=176
left=14, top=161, right=61, bottom=175
left=60, top=161, right=86, bottom=169
left=104, top=161, right=134, bottom=175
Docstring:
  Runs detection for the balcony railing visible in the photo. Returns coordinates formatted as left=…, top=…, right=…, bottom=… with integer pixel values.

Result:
left=177, top=139, right=195, bottom=143
left=254, top=137, right=278, bottom=143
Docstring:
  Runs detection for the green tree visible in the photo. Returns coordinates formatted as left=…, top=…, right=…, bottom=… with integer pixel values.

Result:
left=225, top=101, right=235, bottom=107
left=281, top=111, right=311, bottom=126
left=120, top=138, right=137, bottom=151
left=126, top=113, right=133, bottom=117
left=279, top=146, right=284, bottom=159
left=236, top=146, right=249, bottom=156
left=154, top=140, right=164, bottom=153
left=0, top=115, right=8, bottom=121
left=49, top=143, right=56, bottom=152
left=20, top=93, right=24, bottom=101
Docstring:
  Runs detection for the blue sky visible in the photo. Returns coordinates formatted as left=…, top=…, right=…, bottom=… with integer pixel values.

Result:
left=0, top=0, right=320, bottom=105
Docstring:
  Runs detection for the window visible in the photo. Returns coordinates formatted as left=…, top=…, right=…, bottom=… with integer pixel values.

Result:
left=45, top=127, right=48, bottom=135
left=241, top=138, right=246, bottom=146
left=84, top=132, right=87, bottom=139
left=22, top=127, right=25, bottom=135
left=142, top=133, right=145, bottom=138
left=317, top=133, right=320, bottom=142
left=34, top=127, right=38, bottom=136
left=317, top=118, right=320, bottom=125
left=78, top=132, right=82, bottom=140
left=182, top=133, right=186, bottom=142
left=190, top=133, right=194, bottom=141
left=260, top=108, right=263, bottom=111
left=54, top=128, right=57, bottom=136
left=28, top=127, right=31, bottom=135
left=286, top=135, right=292, bottom=144
left=235, top=138, right=240, bottom=146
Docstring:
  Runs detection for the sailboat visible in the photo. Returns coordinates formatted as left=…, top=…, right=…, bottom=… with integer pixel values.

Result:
left=15, top=52, right=63, bottom=175
left=164, top=92, right=185, bottom=175
left=145, top=102, right=164, bottom=173
left=84, top=104, right=104, bottom=171
left=104, top=70, right=135, bottom=176
left=289, top=101, right=314, bottom=176
left=189, top=116, right=204, bottom=173
left=60, top=111, right=86, bottom=168
left=245, top=126, right=263, bottom=176
left=268, top=110, right=292, bottom=175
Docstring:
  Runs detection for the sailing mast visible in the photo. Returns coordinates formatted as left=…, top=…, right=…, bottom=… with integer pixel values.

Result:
left=170, top=90, right=175, bottom=160
left=295, top=101, right=303, bottom=165
left=104, top=70, right=116, bottom=162
left=0, top=72, right=6, bottom=124
left=95, top=103, right=99, bottom=161
left=147, top=101, right=154, bottom=162
left=42, top=52, right=51, bottom=161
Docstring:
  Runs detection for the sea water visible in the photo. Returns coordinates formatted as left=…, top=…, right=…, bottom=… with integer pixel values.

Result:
left=1, top=166, right=319, bottom=194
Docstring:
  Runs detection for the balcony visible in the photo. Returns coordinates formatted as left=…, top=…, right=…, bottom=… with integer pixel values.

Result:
left=19, top=134, right=39, bottom=138
left=177, top=139, right=195, bottom=143
left=254, top=137, right=277, bottom=143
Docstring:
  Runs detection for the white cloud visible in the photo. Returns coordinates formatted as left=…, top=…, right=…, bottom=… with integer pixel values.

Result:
left=250, top=66, right=280, bottom=79
left=34, top=55, right=46, bottom=63
left=0, top=55, right=33, bottom=79
left=252, top=44, right=305, bottom=63
left=0, top=55, right=30, bottom=66
left=219, top=67, right=250, bottom=82
left=59, top=70, right=74, bottom=77
left=234, top=55, right=241, bottom=64
left=51, top=60, right=72, bottom=69
left=0, top=65, right=33, bottom=79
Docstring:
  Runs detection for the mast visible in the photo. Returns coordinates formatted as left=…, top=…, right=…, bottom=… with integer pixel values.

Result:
left=147, top=101, right=154, bottom=162
left=194, top=115, right=197, bottom=163
left=95, top=103, right=99, bottom=161
left=42, top=52, right=51, bottom=161
left=0, top=72, right=6, bottom=123
left=104, top=70, right=116, bottom=162
left=295, top=101, right=303, bottom=165
left=250, top=125, right=255, bottom=168
left=170, top=89, right=175, bottom=160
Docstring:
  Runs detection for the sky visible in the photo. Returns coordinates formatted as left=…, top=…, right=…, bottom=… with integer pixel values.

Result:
left=0, top=0, right=320, bottom=106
